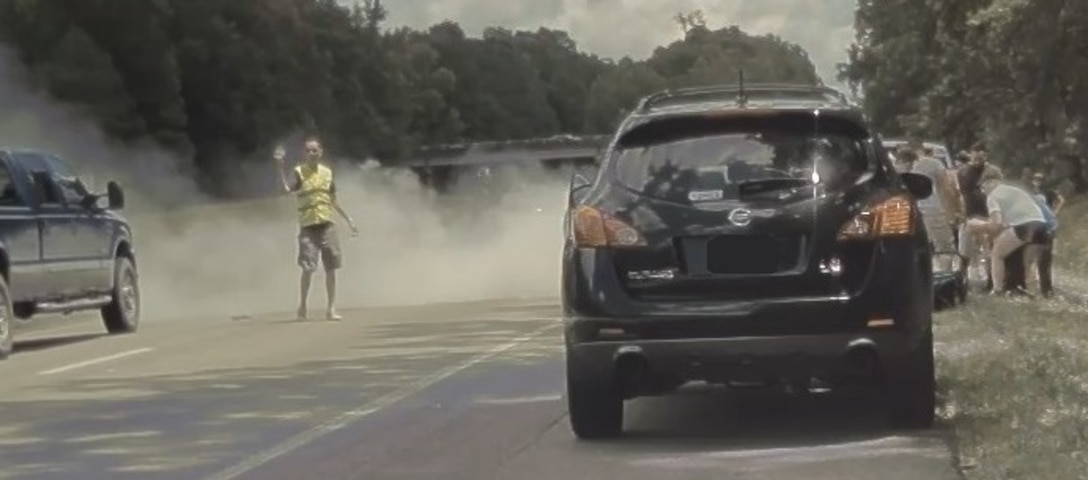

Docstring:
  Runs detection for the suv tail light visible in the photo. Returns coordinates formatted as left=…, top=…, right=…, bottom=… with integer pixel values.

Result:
left=837, top=195, right=914, bottom=241
left=572, top=206, right=646, bottom=248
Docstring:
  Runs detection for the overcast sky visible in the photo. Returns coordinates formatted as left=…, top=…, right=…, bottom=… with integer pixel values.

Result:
left=371, top=0, right=857, bottom=86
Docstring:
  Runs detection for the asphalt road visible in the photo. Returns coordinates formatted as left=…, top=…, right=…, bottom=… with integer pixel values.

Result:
left=0, top=301, right=962, bottom=480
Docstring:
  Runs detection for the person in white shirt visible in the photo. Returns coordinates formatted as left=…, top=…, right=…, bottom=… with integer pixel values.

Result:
left=893, top=146, right=957, bottom=259
left=967, top=170, right=1048, bottom=296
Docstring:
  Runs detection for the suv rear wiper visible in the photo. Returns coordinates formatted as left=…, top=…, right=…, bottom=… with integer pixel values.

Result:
left=736, top=178, right=811, bottom=197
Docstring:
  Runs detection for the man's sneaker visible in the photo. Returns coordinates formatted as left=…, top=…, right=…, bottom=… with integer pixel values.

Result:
left=1010, top=287, right=1036, bottom=300
left=326, top=309, right=343, bottom=321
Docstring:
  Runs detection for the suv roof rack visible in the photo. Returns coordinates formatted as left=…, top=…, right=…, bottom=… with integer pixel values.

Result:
left=635, top=83, right=853, bottom=113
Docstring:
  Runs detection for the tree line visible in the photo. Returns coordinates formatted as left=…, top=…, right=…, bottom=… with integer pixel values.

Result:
left=840, top=0, right=1088, bottom=192
left=0, top=1, right=820, bottom=197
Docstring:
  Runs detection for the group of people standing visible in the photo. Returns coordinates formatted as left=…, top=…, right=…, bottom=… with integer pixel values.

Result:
left=893, top=141, right=1064, bottom=299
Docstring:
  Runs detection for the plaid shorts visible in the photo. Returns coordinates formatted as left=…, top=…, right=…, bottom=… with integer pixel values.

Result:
left=297, top=222, right=341, bottom=271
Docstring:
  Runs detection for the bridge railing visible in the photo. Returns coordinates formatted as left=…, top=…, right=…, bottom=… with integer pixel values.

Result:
left=148, top=136, right=606, bottom=222
left=411, top=134, right=610, bottom=160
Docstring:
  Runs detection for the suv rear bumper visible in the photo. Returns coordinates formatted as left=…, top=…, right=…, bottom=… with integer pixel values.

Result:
left=566, top=330, right=917, bottom=387
left=562, top=243, right=932, bottom=387
left=562, top=243, right=929, bottom=334
left=563, top=295, right=927, bottom=386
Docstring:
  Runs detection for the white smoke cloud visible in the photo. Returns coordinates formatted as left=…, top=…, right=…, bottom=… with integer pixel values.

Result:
left=0, top=46, right=571, bottom=322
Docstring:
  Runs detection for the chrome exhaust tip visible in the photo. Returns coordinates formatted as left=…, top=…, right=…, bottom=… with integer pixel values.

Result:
left=613, top=346, right=649, bottom=391
left=844, top=338, right=880, bottom=380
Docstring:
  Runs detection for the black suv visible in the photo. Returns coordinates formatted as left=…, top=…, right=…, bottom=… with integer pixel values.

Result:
left=0, top=148, right=140, bottom=359
left=560, top=84, right=936, bottom=439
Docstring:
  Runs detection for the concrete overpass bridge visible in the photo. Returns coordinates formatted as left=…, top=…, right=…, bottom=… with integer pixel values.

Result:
left=401, top=134, right=607, bottom=165
left=398, top=134, right=610, bottom=192
left=164, top=134, right=609, bottom=218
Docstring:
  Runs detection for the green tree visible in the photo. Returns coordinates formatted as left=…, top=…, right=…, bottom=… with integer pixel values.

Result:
left=0, top=0, right=828, bottom=196
left=841, top=0, right=1088, bottom=190
left=36, top=26, right=145, bottom=140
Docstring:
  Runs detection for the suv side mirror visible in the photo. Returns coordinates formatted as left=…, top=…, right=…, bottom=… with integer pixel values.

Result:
left=900, top=172, right=933, bottom=200
left=106, top=181, right=124, bottom=209
left=571, top=173, right=590, bottom=193
left=568, top=173, right=591, bottom=205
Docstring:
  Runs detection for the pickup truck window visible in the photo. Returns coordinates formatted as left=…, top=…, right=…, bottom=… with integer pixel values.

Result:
left=15, top=152, right=65, bottom=206
left=0, top=161, right=23, bottom=206
left=43, top=155, right=87, bottom=205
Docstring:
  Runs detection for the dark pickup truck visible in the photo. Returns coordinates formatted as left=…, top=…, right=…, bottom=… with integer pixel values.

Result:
left=0, top=147, right=140, bottom=359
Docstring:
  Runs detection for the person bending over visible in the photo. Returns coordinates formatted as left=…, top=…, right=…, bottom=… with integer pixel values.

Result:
left=968, top=170, right=1048, bottom=297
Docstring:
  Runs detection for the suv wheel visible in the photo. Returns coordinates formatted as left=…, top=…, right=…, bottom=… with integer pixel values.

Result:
left=102, top=256, right=140, bottom=334
left=566, top=353, right=624, bottom=439
left=886, top=329, right=936, bottom=428
left=0, top=275, right=13, bottom=360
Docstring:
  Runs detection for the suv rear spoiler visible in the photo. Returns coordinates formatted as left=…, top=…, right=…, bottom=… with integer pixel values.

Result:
left=616, top=109, right=872, bottom=149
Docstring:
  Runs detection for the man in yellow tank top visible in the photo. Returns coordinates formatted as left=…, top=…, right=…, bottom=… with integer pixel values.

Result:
left=274, top=136, right=358, bottom=320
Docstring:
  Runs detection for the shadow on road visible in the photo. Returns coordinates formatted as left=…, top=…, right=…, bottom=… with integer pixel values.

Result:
left=620, top=385, right=895, bottom=444
left=14, top=333, right=106, bottom=354
left=0, top=314, right=560, bottom=480
left=497, top=383, right=957, bottom=479
left=0, top=307, right=955, bottom=480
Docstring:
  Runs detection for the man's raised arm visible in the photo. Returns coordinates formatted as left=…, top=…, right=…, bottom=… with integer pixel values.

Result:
left=274, top=146, right=298, bottom=193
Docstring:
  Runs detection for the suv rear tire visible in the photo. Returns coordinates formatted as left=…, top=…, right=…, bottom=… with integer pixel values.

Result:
left=566, top=354, right=624, bottom=439
left=886, top=330, right=936, bottom=429
left=102, top=256, right=139, bottom=334
left=0, top=275, right=14, bottom=360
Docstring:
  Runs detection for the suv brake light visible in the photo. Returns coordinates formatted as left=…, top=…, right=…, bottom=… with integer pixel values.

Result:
left=837, top=195, right=914, bottom=241
left=572, top=206, right=646, bottom=248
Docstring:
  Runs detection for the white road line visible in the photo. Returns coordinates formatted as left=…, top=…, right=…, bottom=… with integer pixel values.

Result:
left=203, top=322, right=559, bottom=480
left=471, top=316, right=562, bottom=323
left=37, top=348, right=153, bottom=376
left=474, top=394, right=563, bottom=405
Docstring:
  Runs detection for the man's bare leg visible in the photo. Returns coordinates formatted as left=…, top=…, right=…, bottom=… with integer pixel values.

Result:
left=325, top=268, right=341, bottom=320
left=298, top=270, right=314, bottom=319
left=1023, top=244, right=1043, bottom=296
left=989, top=229, right=1023, bottom=295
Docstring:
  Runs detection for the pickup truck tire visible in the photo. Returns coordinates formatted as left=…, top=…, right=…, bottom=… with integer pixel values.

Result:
left=0, top=275, right=13, bottom=359
left=566, top=355, right=624, bottom=440
left=101, top=256, right=139, bottom=334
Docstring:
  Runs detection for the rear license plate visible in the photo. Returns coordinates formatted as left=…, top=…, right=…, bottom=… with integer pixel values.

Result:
left=706, top=234, right=798, bottom=274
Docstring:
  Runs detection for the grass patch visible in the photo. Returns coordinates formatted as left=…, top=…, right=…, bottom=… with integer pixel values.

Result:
left=934, top=192, right=1088, bottom=478
left=1056, top=197, right=1088, bottom=273
left=937, top=295, right=1088, bottom=479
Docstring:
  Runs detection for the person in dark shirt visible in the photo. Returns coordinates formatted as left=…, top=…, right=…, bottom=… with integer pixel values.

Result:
left=1030, top=172, right=1065, bottom=213
left=957, top=145, right=1002, bottom=219
left=1030, top=172, right=1064, bottom=297
left=955, top=145, right=1003, bottom=287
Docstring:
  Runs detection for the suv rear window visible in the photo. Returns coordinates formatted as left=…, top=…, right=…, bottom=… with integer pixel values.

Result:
left=609, top=113, right=875, bottom=203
